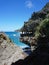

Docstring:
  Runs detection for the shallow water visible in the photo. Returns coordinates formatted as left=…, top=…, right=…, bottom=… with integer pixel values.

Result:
left=5, top=32, right=29, bottom=48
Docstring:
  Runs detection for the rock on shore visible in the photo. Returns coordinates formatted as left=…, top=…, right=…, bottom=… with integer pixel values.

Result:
left=0, top=33, right=28, bottom=65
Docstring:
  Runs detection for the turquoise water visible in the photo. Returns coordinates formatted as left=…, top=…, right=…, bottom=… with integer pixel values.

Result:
left=5, top=32, right=29, bottom=48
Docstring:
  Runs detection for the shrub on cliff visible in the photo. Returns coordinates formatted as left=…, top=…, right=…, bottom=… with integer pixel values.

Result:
left=34, top=18, right=49, bottom=42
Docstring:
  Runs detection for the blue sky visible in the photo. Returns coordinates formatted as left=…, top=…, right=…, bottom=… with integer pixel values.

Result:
left=0, top=0, right=49, bottom=31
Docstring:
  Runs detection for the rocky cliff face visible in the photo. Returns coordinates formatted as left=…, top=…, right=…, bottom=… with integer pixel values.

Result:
left=20, top=2, right=49, bottom=33
left=20, top=2, right=49, bottom=47
left=0, top=33, right=28, bottom=65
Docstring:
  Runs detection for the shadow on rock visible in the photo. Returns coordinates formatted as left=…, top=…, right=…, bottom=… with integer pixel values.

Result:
left=11, top=36, right=49, bottom=65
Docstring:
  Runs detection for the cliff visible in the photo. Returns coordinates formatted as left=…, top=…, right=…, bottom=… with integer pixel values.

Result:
left=11, top=2, right=49, bottom=65
left=20, top=2, right=49, bottom=34
left=20, top=2, right=49, bottom=47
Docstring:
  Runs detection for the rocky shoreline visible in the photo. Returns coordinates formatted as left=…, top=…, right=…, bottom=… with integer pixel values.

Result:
left=0, top=33, right=28, bottom=65
left=20, top=36, right=37, bottom=51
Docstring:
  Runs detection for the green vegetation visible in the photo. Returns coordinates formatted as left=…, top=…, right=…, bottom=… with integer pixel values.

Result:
left=34, top=18, right=49, bottom=39
left=20, top=2, right=49, bottom=38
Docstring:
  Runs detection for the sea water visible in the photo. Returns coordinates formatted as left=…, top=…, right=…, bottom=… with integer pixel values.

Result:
left=5, top=32, right=29, bottom=48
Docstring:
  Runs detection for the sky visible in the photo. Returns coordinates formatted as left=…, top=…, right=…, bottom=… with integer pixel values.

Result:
left=0, top=0, right=49, bottom=31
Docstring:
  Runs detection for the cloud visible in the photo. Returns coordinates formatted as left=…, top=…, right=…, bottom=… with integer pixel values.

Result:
left=25, top=0, right=33, bottom=8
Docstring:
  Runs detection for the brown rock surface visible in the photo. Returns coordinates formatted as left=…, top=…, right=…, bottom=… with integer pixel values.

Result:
left=0, top=33, right=28, bottom=65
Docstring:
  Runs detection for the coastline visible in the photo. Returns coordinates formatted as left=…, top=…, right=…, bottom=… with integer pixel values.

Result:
left=0, top=33, right=28, bottom=65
